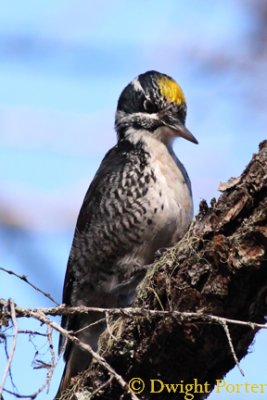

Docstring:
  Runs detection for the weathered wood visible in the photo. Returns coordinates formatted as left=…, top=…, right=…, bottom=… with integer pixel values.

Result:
left=64, top=140, right=267, bottom=400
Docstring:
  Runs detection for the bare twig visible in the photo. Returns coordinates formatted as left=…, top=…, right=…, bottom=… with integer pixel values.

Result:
left=0, top=300, right=18, bottom=397
left=19, top=330, right=48, bottom=337
left=0, top=267, right=59, bottom=305
left=24, top=323, right=61, bottom=398
left=220, top=319, right=245, bottom=376
left=3, top=387, right=37, bottom=398
left=0, top=304, right=60, bottom=399
left=1, top=300, right=266, bottom=331
left=34, top=310, right=140, bottom=400
left=3, top=330, right=49, bottom=338
left=1, top=298, right=266, bottom=399
left=105, top=311, right=117, bottom=342
left=3, top=335, right=60, bottom=400
left=46, top=325, right=55, bottom=393
left=74, top=317, right=105, bottom=336
left=0, top=330, right=17, bottom=390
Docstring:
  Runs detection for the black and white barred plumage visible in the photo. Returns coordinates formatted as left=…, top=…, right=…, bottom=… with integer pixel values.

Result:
left=55, top=71, right=198, bottom=398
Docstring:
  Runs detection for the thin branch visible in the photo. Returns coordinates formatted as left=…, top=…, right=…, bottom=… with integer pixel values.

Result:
left=105, top=311, right=117, bottom=342
left=3, top=330, right=49, bottom=338
left=0, top=300, right=18, bottom=397
left=220, top=319, right=245, bottom=376
left=0, top=267, right=59, bottom=305
left=1, top=298, right=266, bottom=399
left=3, top=387, right=37, bottom=399
left=27, top=324, right=58, bottom=398
left=1, top=303, right=60, bottom=399
left=1, top=300, right=266, bottom=331
left=0, top=331, right=17, bottom=390
left=19, top=330, right=48, bottom=337
left=46, top=325, right=55, bottom=393
left=11, top=308, right=140, bottom=400
left=74, top=317, right=105, bottom=336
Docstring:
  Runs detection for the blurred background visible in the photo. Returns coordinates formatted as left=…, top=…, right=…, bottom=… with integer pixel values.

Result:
left=0, top=1, right=266, bottom=399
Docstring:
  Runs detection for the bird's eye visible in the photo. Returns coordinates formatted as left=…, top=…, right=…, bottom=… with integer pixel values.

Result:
left=143, top=99, right=157, bottom=113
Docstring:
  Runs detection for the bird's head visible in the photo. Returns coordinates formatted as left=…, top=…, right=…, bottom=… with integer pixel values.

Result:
left=115, top=70, right=198, bottom=145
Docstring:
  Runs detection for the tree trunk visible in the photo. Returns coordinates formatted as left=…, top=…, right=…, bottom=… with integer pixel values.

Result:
left=65, top=140, right=267, bottom=400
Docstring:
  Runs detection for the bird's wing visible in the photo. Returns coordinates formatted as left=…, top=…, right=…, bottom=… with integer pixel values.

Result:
left=59, top=139, right=151, bottom=354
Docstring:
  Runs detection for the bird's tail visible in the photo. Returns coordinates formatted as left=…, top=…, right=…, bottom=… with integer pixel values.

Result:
left=54, top=313, right=105, bottom=399
left=55, top=277, right=142, bottom=399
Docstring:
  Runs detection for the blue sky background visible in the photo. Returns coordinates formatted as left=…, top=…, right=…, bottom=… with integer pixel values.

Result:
left=0, top=1, right=266, bottom=399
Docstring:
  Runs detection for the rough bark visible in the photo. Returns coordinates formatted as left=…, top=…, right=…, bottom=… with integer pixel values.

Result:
left=64, top=140, right=267, bottom=400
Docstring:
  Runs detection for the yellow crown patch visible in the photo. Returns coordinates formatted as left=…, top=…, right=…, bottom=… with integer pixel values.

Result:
left=157, top=76, right=186, bottom=105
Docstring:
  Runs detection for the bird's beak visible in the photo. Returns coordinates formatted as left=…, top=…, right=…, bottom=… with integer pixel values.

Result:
left=172, top=123, right=198, bottom=144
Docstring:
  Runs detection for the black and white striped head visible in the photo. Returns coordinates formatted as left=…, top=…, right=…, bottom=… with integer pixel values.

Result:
left=115, top=70, right=198, bottom=145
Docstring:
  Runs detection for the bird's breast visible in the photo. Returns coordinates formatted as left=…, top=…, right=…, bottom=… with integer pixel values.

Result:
left=119, top=136, right=193, bottom=270
left=146, top=139, right=193, bottom=245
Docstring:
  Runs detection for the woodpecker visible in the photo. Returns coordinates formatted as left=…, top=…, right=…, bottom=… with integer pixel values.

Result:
left=55, top=70, right=198, bottom=398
